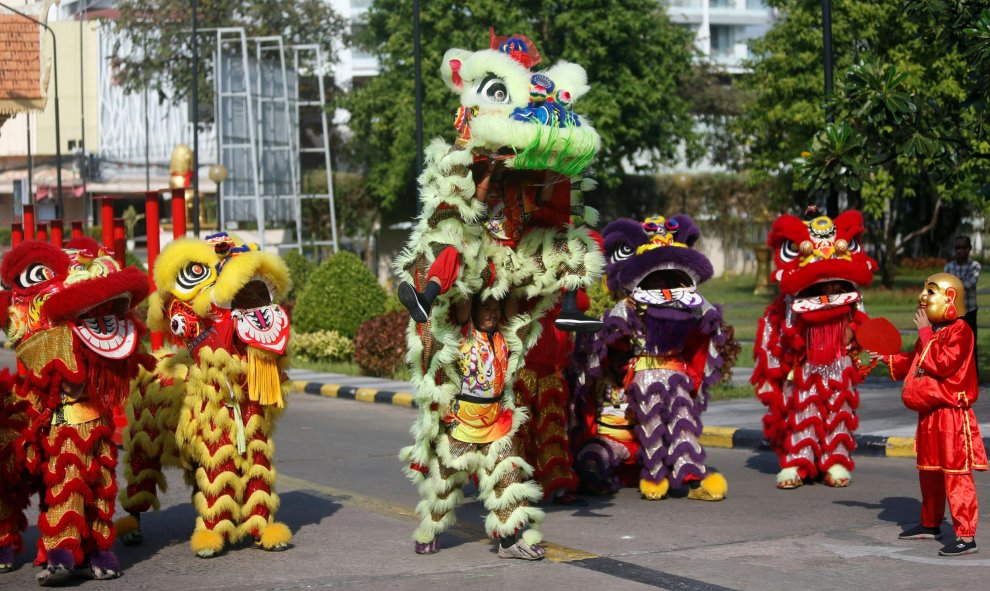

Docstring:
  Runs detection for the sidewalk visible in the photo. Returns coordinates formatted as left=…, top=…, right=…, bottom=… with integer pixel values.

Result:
left=288, top=367, right=990, bottom=459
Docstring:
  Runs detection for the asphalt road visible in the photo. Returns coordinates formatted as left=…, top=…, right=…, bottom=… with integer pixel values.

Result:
left=2, top=370, right=990, bottom=590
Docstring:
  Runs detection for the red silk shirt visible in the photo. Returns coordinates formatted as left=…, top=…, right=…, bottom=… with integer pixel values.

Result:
left=888, top=321, right=988, bottom=473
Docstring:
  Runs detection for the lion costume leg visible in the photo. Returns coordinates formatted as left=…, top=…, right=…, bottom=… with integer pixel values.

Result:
left=117, top=368, right=183, bottom=544
left=237, top=402, right=291, bottom=551
left=515, top=367, right=578, bottom=501
left=0, top=388, right=32, bottom=571
left=188, top=404, right=241, bottom=558
left=778, top=369, right=825, bottom=488
left=575, top=437, right=629, bottom=495
left=628, top=373, right=671, bottom=499
left=412, top=435, right=471, bottom=551
left=476, top=437, right=544, bottom=545
left=38, top=418, right=120, bottom=580
left=664, top=373, right=707, bottom=487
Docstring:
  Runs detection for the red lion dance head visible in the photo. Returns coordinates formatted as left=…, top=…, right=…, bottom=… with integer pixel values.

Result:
left=768, top=209, right=877, bottom=326
left=1, top=238, right=150, bottom=413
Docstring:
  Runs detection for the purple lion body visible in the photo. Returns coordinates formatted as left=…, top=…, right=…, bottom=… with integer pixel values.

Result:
left=574, top=215, right=727, bottom=494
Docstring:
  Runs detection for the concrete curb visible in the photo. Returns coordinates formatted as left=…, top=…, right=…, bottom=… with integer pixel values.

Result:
left=291, top=380, right=990, bottom=460
left=696, top=426, right=924, bottom=458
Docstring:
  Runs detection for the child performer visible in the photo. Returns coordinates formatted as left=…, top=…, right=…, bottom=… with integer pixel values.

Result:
left=874, top=273, right=986, bottom=556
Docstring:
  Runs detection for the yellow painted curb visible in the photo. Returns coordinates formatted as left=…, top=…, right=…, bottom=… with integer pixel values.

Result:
left=886, top=436, right=916, bottom=458
left=291, top=380, right=309, bottom=393
left=391, top=392, right=415, bottom=407
left=699, top=426, right=736, bottom=449
left=355, top=388, right=378, bottom=403
left=319, top=384, right=341, bottom=398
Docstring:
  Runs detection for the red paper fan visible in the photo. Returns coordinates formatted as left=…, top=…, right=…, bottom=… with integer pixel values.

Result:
left=855, top=317, right=902, bottom=355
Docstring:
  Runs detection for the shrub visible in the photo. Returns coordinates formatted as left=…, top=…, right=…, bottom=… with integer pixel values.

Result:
left=354, top=311, right=410, bottom=378
left=282, top=250, right=315, bottom=302
left=585, top=279, right=617, bottom=319
left=716, top=320, right=742, bottom=384
left=293, top=330, right=355, bottom=364
left=898, top=256, right=946, bottom=270
left=293, top=250, right=386, bottom=337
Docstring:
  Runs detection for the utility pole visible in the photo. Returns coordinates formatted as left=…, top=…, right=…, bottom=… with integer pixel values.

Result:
left=191, top=0, right=201, bottom=236
left=413, top=0, right=423, bottom=216
left=822, top=0, right=838, bottom=217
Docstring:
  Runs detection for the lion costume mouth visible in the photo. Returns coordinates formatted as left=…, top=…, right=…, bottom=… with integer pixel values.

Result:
left=230, top=277, right=289, bottom=355
left=630, top=269, right=703, bottom=308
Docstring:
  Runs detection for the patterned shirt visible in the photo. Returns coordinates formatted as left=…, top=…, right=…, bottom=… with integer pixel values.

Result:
left=944, top=259, right=981, bottom=313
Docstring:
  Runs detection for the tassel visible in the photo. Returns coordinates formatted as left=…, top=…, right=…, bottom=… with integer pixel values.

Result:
left=232, top=403, right=247, bottom=456
left=806, top=318, right=846, bottom=365
left=247, top=347, right=283, bottom=408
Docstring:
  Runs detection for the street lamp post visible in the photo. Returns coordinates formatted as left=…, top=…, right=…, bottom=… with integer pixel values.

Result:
left=822, top=0, right=838, bottom=217
left=191, top=0, right=201, bottom=236
left=1, top=2, right=64, bottom=219
left=413, top=0, right=423, bottom=215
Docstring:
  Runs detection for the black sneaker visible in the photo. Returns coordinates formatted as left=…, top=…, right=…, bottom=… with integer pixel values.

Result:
left=398, top=281, right=430, bottom=323
left=899, top=524, right=942, bottom=540
left=939, top=538, right=978, bottom=556
left=554, top=311, right=603, bottom=333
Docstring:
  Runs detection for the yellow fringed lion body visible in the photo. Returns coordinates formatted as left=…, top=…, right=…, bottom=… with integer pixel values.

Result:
left=119, top=233, right=294, bottom=556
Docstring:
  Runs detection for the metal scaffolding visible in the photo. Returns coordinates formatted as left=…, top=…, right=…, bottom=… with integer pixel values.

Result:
left=211, top=28, right=338, bottom=253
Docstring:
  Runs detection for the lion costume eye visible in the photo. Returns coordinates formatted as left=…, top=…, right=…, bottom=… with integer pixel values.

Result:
left=175, top=262, right=214, bottom=296
left=16, top=263, right=55, bottom=289
left=479, top=76, right=510, bottom=104
left=847, top=238, right=862, bottom=253
left=611, top=244, right=635, bottom=263
left=779, top=241, right=800, bottom=263
left=170, top=314, right=187, bottom=337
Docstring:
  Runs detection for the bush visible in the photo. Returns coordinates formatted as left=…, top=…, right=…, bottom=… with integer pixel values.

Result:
left=293, top=330, right=355, bottom=364
left=293, top=250, right=386, bottom=337
left=283, top=250, right=315, bottom=302
left=354, top=311, right=410, bottom=378
left=898, top=256, right=946, bottom=270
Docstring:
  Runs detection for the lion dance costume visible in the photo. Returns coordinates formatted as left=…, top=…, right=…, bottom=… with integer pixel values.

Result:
left=574, top=215, right=728, bottom=501
left=0, top=239, right=150, bottom=584
left=395, top=31, right=604, bottom=556
left=513, top=306, right=581, bottom=502
left=752, top=209, right=877, bottom=489
left=117, top=233, right=293, bottom=558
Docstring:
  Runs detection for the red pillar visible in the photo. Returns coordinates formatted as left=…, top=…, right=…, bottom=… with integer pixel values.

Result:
left=99, top=197, right=114, bottom=249
left=23, top=204, right=35, bottom=240
left=171, top=188, right=186, bottom=239
left=50, top=219, right=63, bottom=247
left=70, top=220, right=84, bottom=240
left=112, top=218, right=126, bottom=269
left=145, top=190, right=164, bottom=351
left=36, top=225, right=48, bottom=243
left=11, top=222, right=24, bottom=247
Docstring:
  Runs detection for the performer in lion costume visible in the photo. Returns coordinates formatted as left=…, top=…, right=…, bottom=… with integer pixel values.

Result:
left=394, top=30, right=604, bottom=559
left=0, top=238, right=149, bottom=584
left=116, top=232, right=293, bottom=558
left=752, top=207, right=877, bottom=489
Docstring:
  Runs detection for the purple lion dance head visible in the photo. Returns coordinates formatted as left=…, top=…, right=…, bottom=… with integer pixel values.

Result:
left=602, top=214, right=714, bottom=312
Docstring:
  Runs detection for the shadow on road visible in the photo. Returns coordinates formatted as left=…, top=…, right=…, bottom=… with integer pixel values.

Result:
left=833, top=496, right=920, bottom=525
left=743, top=451, right=780, bottom=475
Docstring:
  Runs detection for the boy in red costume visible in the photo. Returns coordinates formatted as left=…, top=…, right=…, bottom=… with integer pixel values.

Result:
left=875, top=273, right=987, bottom=556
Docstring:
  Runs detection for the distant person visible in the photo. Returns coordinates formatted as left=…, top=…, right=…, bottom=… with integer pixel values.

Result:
left=874, top=273, right=986, bottom=556
left=944, top=236, right=980, bottom=368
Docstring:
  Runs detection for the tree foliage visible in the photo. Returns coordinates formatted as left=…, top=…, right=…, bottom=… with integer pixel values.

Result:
left=111, top=0, right=344, bottom=101
left=737, top=1, right=965, bottom=200
left=341, top=0, right=699, bottom=213
left=737, top=0, right=990, bottom=286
